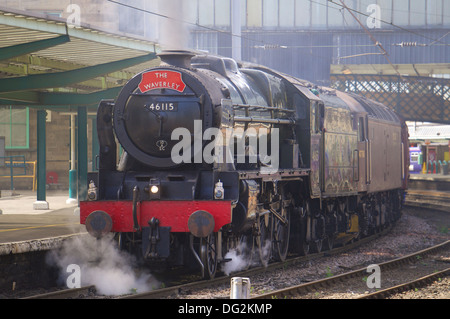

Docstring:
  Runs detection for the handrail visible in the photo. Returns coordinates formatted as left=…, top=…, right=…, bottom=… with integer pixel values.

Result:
left=0, top=156, right=36, bottom=191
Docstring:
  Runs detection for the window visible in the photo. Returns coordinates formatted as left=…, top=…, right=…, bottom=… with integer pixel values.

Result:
left=263, top=0, right=279, bottom=27
left=295, top=0, right=311, bottom=27
left=247, top=0, right=263, bottom=27
left=0, top=106, right=29, bottom=149
left=410, top=0, right=426, bottom=26
left=118, top=0, right=145, bottom=36
left=393, top=0, right=409, bottom=26
left=215, top=0, right=231, bottom=27
left=328, top=1, right=343, bottom=27
left=311, top=0, right=327, bottom=28
left=358, top=117, right=365, bottom=142
left=427, top=0, right=443, bottom=25
left=279, top=0, right=295, bottom=27
left=199, top=0, right=215, bottom=26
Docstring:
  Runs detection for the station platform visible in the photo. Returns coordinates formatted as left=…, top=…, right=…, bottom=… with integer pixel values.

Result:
left=408, top=173, right=450, bottom=192
left=0, top=190, right=86, bottom=255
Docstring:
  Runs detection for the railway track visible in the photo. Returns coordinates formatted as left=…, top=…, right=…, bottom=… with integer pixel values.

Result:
left=252, top=240, right=449, bottom=299
left=358, top=267, right=449, bottom=299
left=23, top=238, right=449, bottom=300
left=119, top=225, right=396, bottom=299
left=22, top=285, right=96, bottom=299
left=22, top=226, right=394, bottom=299
left=17, top=191, right=448, bottom=300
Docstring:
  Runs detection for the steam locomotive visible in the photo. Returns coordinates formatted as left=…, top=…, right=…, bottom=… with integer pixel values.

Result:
left=80, top=50, right=409, bottom=279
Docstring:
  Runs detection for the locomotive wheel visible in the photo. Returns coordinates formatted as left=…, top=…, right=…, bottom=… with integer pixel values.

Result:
left=256, top=213, right=272, bottom=267
left=297, top=200, right=310, bottom=256
left=310, top=213, right=324, bottom=253
left=322, top=235, right=334, bottom=251
left=299, top=238, right=310, bottom=256
left=273, top=195, right=291, bottom=262
left=359, top=202, right=369, bottom=237
left=200, top=233, right=218, bottom=279
left=323, top=202, right=336, bottom=251
left=310, top=238, right=323, bottom=253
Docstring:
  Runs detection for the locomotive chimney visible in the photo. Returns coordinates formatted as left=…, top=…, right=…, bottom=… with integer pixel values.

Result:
left=158, top=50, right=195, bottom=69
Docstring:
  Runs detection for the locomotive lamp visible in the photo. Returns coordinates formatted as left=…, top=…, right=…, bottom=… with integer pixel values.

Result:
left=87, top=180, right=98, bottom=201
left=214, top=180, right=224, bottom=200
left=150, top=185, right=159, bottom=194
left=148, top=178, right=161, bottom=200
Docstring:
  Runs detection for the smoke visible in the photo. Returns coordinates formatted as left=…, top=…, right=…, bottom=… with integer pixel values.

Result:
left=157, top=0, right=190, bottom=50
left=47, top=234, right=159, bottom=296
left=221, top=240, right=272, bottom=276
left=222, top=246, right=249, bottom=276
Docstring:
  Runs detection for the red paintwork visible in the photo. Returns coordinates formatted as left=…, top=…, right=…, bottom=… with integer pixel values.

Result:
left=138, top=70, right=186, bottom=93
left=80, top=200, right=232, bottom=233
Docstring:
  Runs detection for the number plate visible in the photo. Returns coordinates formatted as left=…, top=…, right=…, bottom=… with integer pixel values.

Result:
left=144, top=102, right=178, bottom=112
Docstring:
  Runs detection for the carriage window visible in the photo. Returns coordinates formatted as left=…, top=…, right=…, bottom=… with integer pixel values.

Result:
left=294, top=94, right=306, bottom=119
left=315, top=102, right=324, bottom=133
left=311, top=103, right=316, bottom=132
left=358, top=117, right=365, bottom=142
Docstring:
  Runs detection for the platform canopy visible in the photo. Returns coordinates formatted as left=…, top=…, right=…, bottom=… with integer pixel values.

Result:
left=331, top=64, right=450, bottom=77
left=0, top=7, right=162, bottom=206
left=0, top=6, right=161, bottom=109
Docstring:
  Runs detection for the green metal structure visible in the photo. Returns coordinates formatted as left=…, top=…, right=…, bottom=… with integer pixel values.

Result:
left=0, top=8, right=160, bottom=206
left=331, top=74, right=450, bottom=124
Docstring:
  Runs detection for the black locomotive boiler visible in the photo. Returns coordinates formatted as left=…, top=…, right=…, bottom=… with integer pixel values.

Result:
left=81, top=51, right=409, bottom=279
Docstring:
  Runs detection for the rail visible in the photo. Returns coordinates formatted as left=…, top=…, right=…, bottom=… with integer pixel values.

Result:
left=0, top=156, right=36, bottom=191
left=252, top=240, right=450, bottom=299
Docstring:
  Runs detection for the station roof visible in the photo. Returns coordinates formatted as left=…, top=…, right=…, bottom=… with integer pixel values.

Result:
left=331, top=63, right=450, bottom=77
left=408, top=123, right=450, bottom=141
left=0, top=7, right=161, bottom=109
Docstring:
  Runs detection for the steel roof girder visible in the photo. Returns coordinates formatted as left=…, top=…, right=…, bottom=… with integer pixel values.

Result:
left=66, top=25, right=159, bottom=53
left=8, top=54, right=136, bottom=80
left=0, top=87, right=121, bottom=107
left=0, top=52, right=156, bottom=93
left=0, top=11, right=158, bottom=53
left=0, top=63, right=124, bottom=90
left=0, top=91, right=39, bottom=103
left=0, top=35, right=70, bottom=61
left=0, top=12, right=67, bottom=34
left=39, top=87, right=122, bottom=106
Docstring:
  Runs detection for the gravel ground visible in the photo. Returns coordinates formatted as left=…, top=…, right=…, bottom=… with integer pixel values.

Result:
left=389, top=277, right=450, bottom=299
left=298, top=251, right=449, bottom=299
left=178, top=207, right=450, bottom=299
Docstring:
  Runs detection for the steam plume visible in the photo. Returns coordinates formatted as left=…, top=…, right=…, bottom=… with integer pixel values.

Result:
left=47, top=234, right=159, bottom=296
left=158, top=0, right=190, bottom=50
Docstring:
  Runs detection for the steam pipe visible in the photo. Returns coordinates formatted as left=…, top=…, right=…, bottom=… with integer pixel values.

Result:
left=190, top=235, right=205, bottom=278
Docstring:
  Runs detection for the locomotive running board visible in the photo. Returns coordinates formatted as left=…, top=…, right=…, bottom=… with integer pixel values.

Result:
left=238, top=168, right=309, bottom=181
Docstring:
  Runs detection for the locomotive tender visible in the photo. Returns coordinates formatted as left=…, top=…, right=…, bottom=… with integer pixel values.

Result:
left=80, top=51, right=409, bottom=279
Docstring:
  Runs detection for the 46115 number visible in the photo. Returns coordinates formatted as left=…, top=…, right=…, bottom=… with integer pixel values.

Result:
left=145, top=103, right=178, bottom=112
